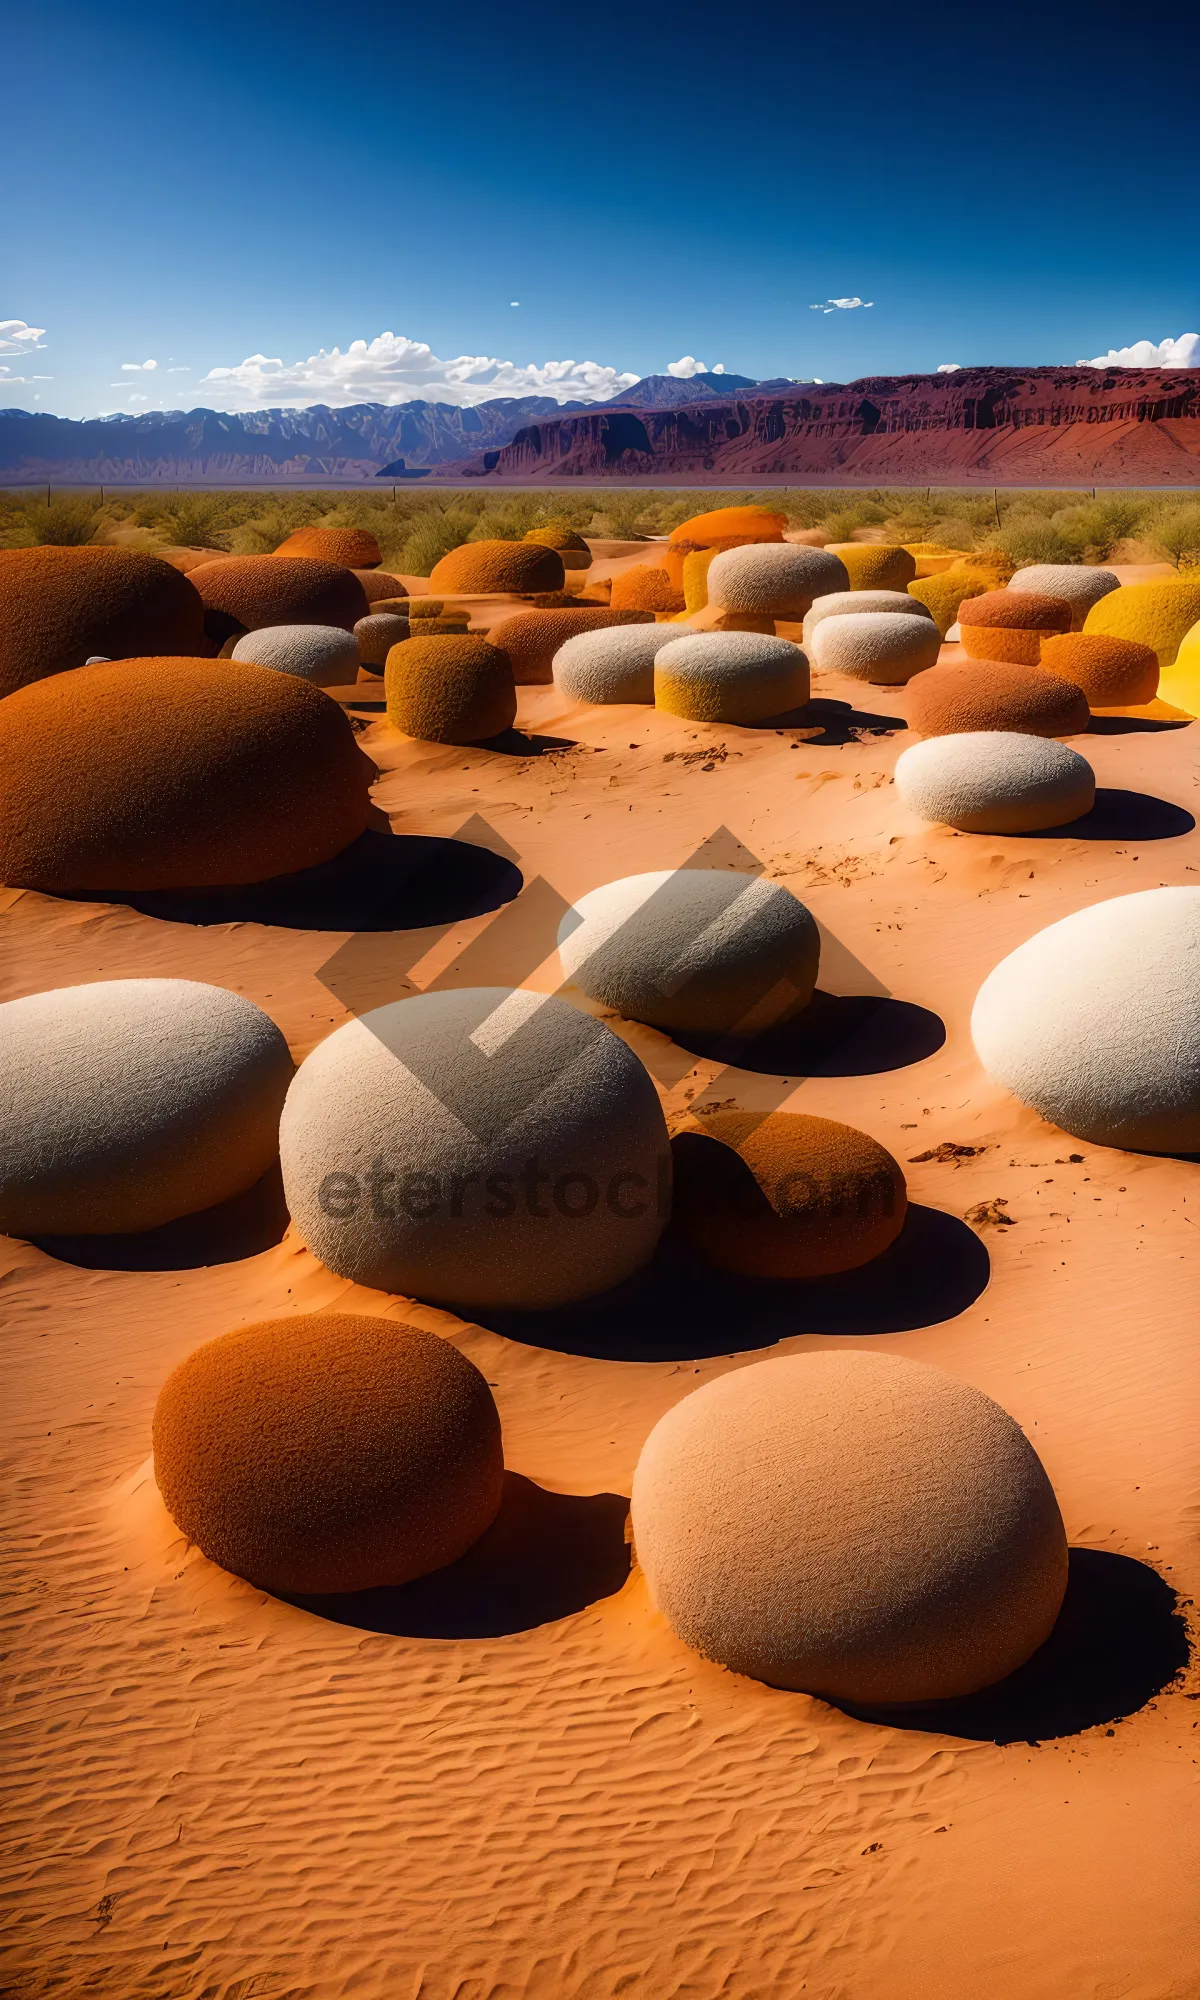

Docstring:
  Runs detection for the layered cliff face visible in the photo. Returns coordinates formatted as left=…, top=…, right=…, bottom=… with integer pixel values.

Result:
left=457, top=369, right=1200, bottom=484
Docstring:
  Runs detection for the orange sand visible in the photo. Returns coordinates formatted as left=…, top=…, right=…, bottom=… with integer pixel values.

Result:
left=1, top=621, right=1198, bottom=1999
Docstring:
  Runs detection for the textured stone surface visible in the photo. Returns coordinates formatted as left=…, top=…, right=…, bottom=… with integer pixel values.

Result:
left=0, top=546, right=206, bottom=697
left=553, top=624, right=668, bottom=704
left=895, top=730, right=1095, bottom=831
left=908, top=660, right=1090, bottom=740
left=190, top=555, right=369, bottom=634
left=231, top=624, right=360, bottom=685
left=807, top=611, right=940, bottom=684
left=706, top=543, right=848, bottom=618
left=1007, top=564, right=1119, bottom=630
left=654, top=631, right=809, bottom=722
left=384, top=635, right=516, bottom=742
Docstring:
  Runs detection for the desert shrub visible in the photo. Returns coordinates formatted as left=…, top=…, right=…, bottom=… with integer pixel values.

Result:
left=467, top=497, right=546, bottom=542
left=153, top=494, right=239, bottom=550
left=817, top=500, right=888, bottom=543
left=1145, top=501, right=1200, bottom=570
left=991, top=513, right=1080, bottom=568
left=398, top=509, right=478, bottom=577
left=0, top=494, right=104, bottom=547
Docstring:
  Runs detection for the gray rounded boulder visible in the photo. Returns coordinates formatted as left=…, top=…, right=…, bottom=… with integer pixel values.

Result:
left=706, top=543, right=849, bottom=619
left=808, top=611, right=941, bottom=684
left=0, top=979, right=294, bottom=1236
left=231, top=623, right=361, bottom=685
left=971, top=886, right=1200, bottom=1152
left=356, top=611, right=410, bottom=671
left=1008, top=565, right=1120, bottom=630
left=553, top=623, right=666, bottom=704
left=557, top=869, right=821, bottom=1034
left=895, top=731, right=1095, bottom=831
left=802, top=589, right=935, bottom=645
left=279, top=987, right=670, bottom=1309
left=655, top=632, right=809, bottom=723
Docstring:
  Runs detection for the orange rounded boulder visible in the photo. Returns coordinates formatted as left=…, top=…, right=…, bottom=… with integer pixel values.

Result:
left=0, top=546, right=207, bottom=698
left=959, top=589, right=1072, bottom=666
left=429, top=540, right=565, bottom=594
left=908, top=661, right=1090, bottom=741
left=487, top=606, right=653, bottom=684
left=189, top=555, right=369, bottom=635
left=385, top=634, right=516, bottom=743
left=667, top=506, right=786, bottom=549
left=0, top=657, right=372, bottom=893
left=274, top=526, right=383, bottom=568
left=353, top=569, right=408, bottom=604
left=153, top=1313, right=504, bottom=1595
left=610, top=565, right=685, bottom=614
left=1038, top=632, right=1159, bottom=708
left=671, top=1111, right=907, bottom=1278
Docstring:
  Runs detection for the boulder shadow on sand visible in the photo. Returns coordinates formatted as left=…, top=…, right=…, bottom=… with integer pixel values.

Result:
left=464, top=1205, right=989, bottom=1363
left=31, top=1162, right=290, bottom=1271
left=835, top=1548, right=1191, bottom=1744
left=673, top=988, right=947, bottom=1077
left=1086, top=714, right=1191, bottom=735
left=756, top=697, right=906, bottom=744
left=1021, top=787, right=1194, bottom=841
left=68, top=829, right=524, bottom=932
left=284, top=1473, right=631, bottom=1638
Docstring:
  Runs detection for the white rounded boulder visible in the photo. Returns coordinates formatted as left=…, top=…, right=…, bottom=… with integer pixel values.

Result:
left=808, top=611, right=941, bottom=684
left=802, top=590, right=936, bottom=645
left=553, top=623, right=665, bottom=704
left=0, top=979, right=294, bottom=1236
left=706, top=543, right=849, bottom=619
left=1008, top=565, right=1120, bottom=630
left=231, top=624, right=361, bottom=685
left=631, top=1350, right=1068, bottom=1704
left=971, top=887, right=1200, bottom=1152
left=279, top=987, right=670, bottom=1309
left=558, top=869, right=820, bottom=1034
left=654, top=632, right=809, bottom=723
left=895, top=731, right=1095, bottom=832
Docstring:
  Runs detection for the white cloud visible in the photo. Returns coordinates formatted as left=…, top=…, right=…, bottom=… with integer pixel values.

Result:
left=809, top=298, right=873, bottom=314
left=1077, top=332, right=1199, bottom=369
left=197, top=330, right=639, bottom=410
left=166, top=365, right=190, bottom=373
left=937, top=363, right=963, bottom=373
left=120, top=358, right=158, bottom=372
left=667, top=355, right=709, bottom=378
left=0, top=319, right=47, bottom=353
left=0, top=364, right=53, bottom=384
left=712, top=363, right=725, bottom=374
left=510, top=300, right=520, bottom=307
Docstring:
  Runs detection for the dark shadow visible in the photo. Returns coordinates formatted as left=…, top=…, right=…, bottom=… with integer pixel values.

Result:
left=755, top=697, right=906, bottom=743
left=70, top=830, right=524, bottom=932
left=464, top=1205, right=989, bottom=1362
left=836, top=1549, right=1191, bottom=1744
left=1087, top=714, right=1191, bottom=735
left=1022, top=788, right=1195, bottom=841
left=284, top=1473, right=631, bottom=1638
left=31, top=1161, right=289, bottom=1272
left=480, top=729, right=577, bottom=756
left=672, top=989, right=946, bottom=1077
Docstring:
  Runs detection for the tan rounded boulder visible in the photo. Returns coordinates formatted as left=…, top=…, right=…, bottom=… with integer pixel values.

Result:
left=807, top=611, right=941, bottom=684
left=706, top=543, right=849, bottom=619
left=1007, top=564, right=1119, bottom=630
left=655, top=631, right=809, bottom=722
left=230, top=624, right=360, bottom=685
left=895, top=731, right=1095, bottom=831
left=803, top=589, right=936, bottom=645
left=824, top=544, right=917, bottom=591
left=670, top=1110, right=906, bottom=1277
left=384, top=634, right=516, bottom=742
left=631, top=1350, right=1068, bottom=1703
left=153, top=1314, right=504, bottom=1594
left=355, top=611, right=410, bottom=670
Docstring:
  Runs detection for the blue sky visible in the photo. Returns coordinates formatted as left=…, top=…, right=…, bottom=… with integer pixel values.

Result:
left=4, top=0, right=1197, bottom=418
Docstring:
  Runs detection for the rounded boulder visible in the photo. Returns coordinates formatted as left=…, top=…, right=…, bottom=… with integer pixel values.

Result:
left=0, top=979, right=293, bottom=1236
left=274, top=526, right=383, bottom=568
left=553, top=624, right=667, bottom=704
left=959, top=590, right=1073, bottom=665
left=384, top=634, right=516, bottom=743
left=190, top=555, right=369, bottom=636
left=667, top=506, right=786, bottom=550
left=279, top=988, right=670, bottom=1309
left=631, top=1351, right=1068, bottom=1703
left=0, top=546, right=206, bottom=698
left=654, top=631, right=809, bottom=722
left=1008, top=564, right=1120, bottom=629
left=354, top=570, right=408, bottom=605
left=824, top=544, right=917, bottom=591
left=610, top=565, right=685, bottom=614
left=907, top=661, right=1090, bottom=740
left=706, top=544, right=849, bottom=619
left=670, top=1110, right=906, bottom=1278
left=803, top=589, right=935, bottom=645
left=557, top=869, right=820, bottom=1034
left=355, top=612, right=410, bottom=671
left=231, top=623, right=360, bottom=686
left=1038, top=632, right=1159, bottom=708
left=895, top=731, right=1095, bottom=832
left=1082, top=577, right=1200, bottom=669
left=0, top=657, right=372, bottom=893
left=907, top=570, right=988, bottom=637
left=153, top=1314, right=504, bottom=1595
left=429, top=540, right=565, bottom=594
left=487, top=607, right=653, bottom=685
left=808, top=611, right=941, bottom=684
left=971, top=886, right=1200, bottom=1153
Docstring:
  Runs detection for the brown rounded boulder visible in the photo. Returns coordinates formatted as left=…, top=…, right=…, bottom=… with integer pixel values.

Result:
left=0, top=657, right=372, bottom=893
left=1038, top=631, right=1159, bottom=708
left=959, top=590, right=1073, bottom=666
left=274, top=526, right=382, bottom=568
left=354, top=569, right=408, bottom=604
left=189, top=555, right=369, bottom=635
left=0, top=546, right=207, bottom=698
left=670, top=1110, right=907, bottom=1278
left=153, top=1313, right=504, bottom=1595
left=429, top=540, right=565, bottom=594
left=385, top=634, right=516, bottom=743
left=487, top=606, right=654, bottom=684
left=908, top=661, right=1090, bottom=740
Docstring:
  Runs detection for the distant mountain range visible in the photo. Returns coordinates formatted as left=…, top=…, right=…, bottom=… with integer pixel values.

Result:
left=2, top=368, right=1197, bottom=486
